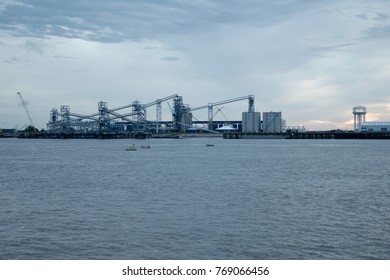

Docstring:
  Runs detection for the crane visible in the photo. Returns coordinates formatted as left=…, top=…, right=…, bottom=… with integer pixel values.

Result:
left=17, top=92, right=37, bottom=130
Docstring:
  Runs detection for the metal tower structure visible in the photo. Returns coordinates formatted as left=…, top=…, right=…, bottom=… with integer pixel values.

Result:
left=50, top=108, right=58, bottom=123
left=248, top=95, right=255, bottom=113
left=98, top=101, right=109, bottom=131
left=60, top=105, right=71, bottom=131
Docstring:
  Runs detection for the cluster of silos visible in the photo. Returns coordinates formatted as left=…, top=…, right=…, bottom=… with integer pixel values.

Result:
left=242, top=112, right=261, bottom=132
left=242, top=112, right=283, bottom=133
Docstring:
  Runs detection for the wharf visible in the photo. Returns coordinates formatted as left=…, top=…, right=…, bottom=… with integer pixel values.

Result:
left=15, top=130, right=390, bottom=140
left=223, top=131, right=390, bottom=140
left=16, top=131, right=223, bottom=139
left=288, top=131, right=390, bottom=139
left=224, top=133, right=286, bottom=139
left=0, top=129, right=16, bottom=138
left=16, top=131, right=148, bottom=139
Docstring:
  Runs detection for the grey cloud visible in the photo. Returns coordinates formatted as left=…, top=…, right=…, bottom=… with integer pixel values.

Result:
left=54, top=55, right=77, bottom=59
left=2, top=0, right=390, bottom=130
left=0, top=0, right=331, bottom=42
left=0, top=56, right=18, bottom=63
left=356, top=12, right=389, bottom=22
left=0, top=0, right=32, bottom=12
left=374, top=12, right=390, bottom=21
left=310, top=42, right=359, bottom=54
left=24, top=40, right=44, bottom=54
left=161, top=56, right=178, bottom=61
left=356, top=14, right=368, bottom=20
left=366, top=25, right=390, bottom=39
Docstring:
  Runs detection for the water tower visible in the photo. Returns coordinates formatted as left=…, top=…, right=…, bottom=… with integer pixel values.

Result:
left=353, top=105, right=367, bottom=131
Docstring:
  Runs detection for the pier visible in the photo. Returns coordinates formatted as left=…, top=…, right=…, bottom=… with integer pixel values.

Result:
left=223, top=131, right=390, bottom=140
left=13, top=130, right=390, bottom=140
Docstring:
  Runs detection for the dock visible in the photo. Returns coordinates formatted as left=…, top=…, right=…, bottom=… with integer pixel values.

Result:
left=223, top=131, right=390, bottom=140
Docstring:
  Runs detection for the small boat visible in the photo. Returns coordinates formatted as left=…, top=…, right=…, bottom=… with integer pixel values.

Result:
left=126, top=144, right=137, bottom=151
left=141, top=143, right=151, bottom=149
left=206, top=144, right=214, bottom=147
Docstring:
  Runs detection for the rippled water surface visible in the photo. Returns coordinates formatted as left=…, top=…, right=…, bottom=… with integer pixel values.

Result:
left=0, top=138, right=389, bottom=259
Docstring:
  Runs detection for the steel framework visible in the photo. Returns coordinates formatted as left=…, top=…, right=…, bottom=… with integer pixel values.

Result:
left=47, top=94, right=255, bottom=134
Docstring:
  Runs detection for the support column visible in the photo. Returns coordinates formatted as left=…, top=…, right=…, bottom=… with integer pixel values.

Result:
left=208, top=104, right=213, bottom=130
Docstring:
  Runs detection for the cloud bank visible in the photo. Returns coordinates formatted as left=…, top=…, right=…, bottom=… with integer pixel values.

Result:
left=1, top=0, right=390, bottom=130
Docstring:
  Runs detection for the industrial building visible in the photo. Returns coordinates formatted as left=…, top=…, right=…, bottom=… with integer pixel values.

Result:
left=359, top=122, right=390, bottom=132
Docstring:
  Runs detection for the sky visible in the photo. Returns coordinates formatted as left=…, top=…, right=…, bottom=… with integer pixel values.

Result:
left=1, top=0, right=390, bottom=130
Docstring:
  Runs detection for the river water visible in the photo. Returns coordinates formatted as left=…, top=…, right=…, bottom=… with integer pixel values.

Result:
left=0, top=137, right=389, bottom=259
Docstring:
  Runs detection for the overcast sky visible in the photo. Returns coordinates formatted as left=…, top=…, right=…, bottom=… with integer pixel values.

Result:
left=1, top=0, right=390, bottom=130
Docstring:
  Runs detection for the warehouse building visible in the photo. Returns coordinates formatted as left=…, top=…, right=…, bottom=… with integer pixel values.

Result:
left=359, top=122, right=390, bottom=132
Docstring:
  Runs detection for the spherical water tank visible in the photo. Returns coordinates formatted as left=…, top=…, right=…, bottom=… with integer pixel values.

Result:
left=353, top=105, right=367, bottom=114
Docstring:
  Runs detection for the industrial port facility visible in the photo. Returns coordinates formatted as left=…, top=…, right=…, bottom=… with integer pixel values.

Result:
left=9, top=93, right=390, bottom=139
left=43, top=94, right=262, bottom=138
left=17, top=93, right=288, bottom=139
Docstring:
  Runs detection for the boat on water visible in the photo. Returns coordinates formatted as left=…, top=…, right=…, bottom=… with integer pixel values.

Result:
left=126, top=144, right=137, bottom=151
left=141, top=144, right=151, bottom=149
left=206, top=144, right=214, bottom=147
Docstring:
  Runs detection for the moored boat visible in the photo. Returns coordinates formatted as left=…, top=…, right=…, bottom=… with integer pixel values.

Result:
left=126, top=144, right=137, bottom=151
